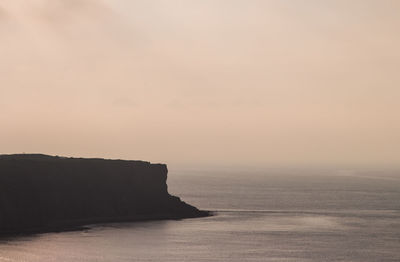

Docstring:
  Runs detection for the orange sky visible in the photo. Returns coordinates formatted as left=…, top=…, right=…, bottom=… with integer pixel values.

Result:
left=1, top=0, right=399, bottom=169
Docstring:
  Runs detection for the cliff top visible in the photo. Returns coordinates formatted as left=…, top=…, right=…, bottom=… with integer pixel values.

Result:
left=0, top=154, right=158, bottom=165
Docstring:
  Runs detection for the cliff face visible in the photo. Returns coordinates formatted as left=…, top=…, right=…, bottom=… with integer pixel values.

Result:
left=0, top=154, right=208, bottom=234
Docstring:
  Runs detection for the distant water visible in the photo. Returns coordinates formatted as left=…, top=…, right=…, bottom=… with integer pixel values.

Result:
left=1, top=169, right=400, bottom=262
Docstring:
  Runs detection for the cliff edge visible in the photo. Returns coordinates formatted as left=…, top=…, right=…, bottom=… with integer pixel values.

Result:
left=0, top=154, right=209, bottom=235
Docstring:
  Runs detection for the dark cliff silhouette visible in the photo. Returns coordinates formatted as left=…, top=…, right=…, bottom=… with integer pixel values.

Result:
left=0, top=154, right=209, bottom=234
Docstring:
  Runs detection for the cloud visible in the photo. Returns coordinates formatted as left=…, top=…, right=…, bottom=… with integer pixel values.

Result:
left=0, top=1, right=116, bottom=31
left=0, top=5, right=5, bottom=18
left=36, top=0, right=112, bottom=23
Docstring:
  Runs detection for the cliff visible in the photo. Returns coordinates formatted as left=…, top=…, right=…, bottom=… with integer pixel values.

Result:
left=0, top=154, right=209, bottom=234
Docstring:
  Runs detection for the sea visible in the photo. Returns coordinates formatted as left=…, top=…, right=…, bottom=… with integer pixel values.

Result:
left=1, top=168, right=399, bottom=262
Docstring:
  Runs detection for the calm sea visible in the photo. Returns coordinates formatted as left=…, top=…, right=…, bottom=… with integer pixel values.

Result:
left=1, top=169, right=399, bottom=261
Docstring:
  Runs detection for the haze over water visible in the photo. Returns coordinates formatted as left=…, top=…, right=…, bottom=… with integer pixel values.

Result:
left=1, top=169, right=399, bottom=262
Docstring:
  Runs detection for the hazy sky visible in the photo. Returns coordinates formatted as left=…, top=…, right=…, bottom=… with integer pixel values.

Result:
left=1, top=0, right=399, bottom=169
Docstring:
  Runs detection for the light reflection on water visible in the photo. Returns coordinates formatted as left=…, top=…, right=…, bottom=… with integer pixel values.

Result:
left=1, top=171, right=400, bottom=262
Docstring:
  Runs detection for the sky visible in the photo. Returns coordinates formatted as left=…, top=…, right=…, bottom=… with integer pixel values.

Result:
left=0, top=0, right=399, bottom=169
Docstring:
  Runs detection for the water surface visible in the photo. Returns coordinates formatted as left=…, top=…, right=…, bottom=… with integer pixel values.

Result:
left=1, top=170, right=399, bottom=261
